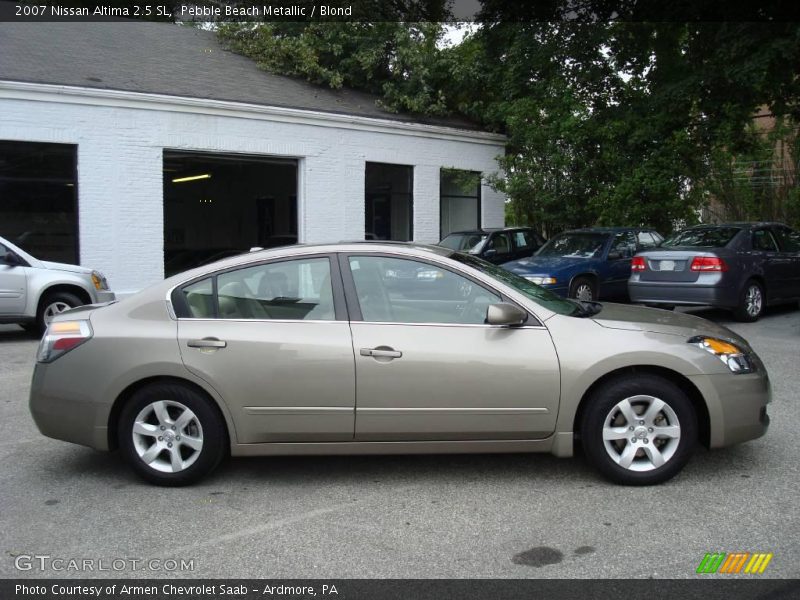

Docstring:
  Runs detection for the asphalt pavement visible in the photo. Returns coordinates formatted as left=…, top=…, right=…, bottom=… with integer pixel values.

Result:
left=1, top=305, right=798, bottom=579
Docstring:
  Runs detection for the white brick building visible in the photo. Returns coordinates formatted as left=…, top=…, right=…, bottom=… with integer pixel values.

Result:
left=0, top=22, right=506, bottom=294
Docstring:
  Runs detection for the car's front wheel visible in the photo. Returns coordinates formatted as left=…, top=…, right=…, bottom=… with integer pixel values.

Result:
left=118, top=383, right=227, bottom=486
left=581, top=374, right=697, bottom=485
left=36, top=291, right=83, bottom=334
left=569, top=276, right=597, bottom=301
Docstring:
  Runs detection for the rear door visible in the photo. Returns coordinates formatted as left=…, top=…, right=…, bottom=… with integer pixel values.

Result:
left=604, top=230, right=637, bottom=297
left=771, top=226, right=800, bottom=298
left=752, top=228, right=785, bottom=299
left=342, top=253, right=561, bottom=441
left=175, top=254, right=356, bottom=443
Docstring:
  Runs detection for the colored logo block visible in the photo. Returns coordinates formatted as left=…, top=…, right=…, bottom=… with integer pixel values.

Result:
left=696, top=552, right=773, bottom=574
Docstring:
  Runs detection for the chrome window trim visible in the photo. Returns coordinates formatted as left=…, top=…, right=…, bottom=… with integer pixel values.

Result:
left=164, top=245, right=557, bottom=324
left=174, top=316, right=545, bottom=329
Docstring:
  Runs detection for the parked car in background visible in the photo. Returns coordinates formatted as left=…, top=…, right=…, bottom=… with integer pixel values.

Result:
left=438, top=227, right=546, bottom=264
left=30, top=242, right=769, bottom=487
left=629, top=222, right=800, bottom=322
left=503, top=227, right=664, bottom=301
left=0, top=234, right=114, bottom=334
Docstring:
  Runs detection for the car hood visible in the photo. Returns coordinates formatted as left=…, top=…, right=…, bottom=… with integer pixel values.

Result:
left=591, top=302, right=750, bottom=347
left=40, top=260, right=93, bottom=275
left=504, top=256, right=592, bottom=274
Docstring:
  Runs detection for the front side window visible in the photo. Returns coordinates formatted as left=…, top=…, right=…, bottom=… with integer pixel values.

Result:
left=178, top=257, right=335, bottom=320
left=773, top=227, right=800, bottom=252
left=348, top=256, right=501, bottom=325
left=486, top=233, right=512, bottom=256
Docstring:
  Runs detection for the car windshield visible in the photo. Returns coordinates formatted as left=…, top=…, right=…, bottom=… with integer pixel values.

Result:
left=450, top=253, right=583, bottom=317
left=438, top=233, right=488, bottom=252
left=662, top=227, right=741, bottom=248
left=536, top=233, right=609, bottom=259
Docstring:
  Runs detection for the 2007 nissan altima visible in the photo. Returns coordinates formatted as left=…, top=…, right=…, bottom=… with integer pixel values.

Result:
left=29, top=243, right=770, bottom=486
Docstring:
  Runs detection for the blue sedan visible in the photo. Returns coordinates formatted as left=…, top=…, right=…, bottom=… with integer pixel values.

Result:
left=503, top=227, right=664, bottom=301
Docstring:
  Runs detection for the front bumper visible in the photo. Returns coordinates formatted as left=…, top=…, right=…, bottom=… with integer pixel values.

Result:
left=689, top=369, right=771, bottom=448
left=629, top=281, right=737, bottom=308
left=92, top=290, right=116, bottom=304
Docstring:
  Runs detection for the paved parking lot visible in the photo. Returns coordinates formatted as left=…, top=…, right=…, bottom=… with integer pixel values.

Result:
left=1, top=306, right=798, bottom=579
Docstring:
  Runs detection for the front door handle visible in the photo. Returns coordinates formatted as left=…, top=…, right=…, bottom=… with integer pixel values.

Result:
left=187, top=338, right=227, bottom=349
left=360, top=347, right=402, bottom=359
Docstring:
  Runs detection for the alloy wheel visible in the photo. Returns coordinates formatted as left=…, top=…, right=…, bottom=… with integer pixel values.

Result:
left=602, top=395, right=681, bottom=472
left=745, top=285, right=763, bottom=318
left=132, top=400, right=204, bottom=473
left=575, top=284, right=594, bottom=301
left=43, top=301, right=72, bottom=324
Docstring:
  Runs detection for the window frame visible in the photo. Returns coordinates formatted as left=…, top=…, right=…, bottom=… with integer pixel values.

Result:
left=338, top=251, right=539, bottom=327
left=171, top=252, right=348, bottom=322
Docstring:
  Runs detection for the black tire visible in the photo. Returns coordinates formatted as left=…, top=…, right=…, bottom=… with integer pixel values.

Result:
left=569, top=276, right=597, bottom=301
left=36, top=291, right=83, bottom=334
left=580, top=374, right=697, bottom=486
left=733, top=279, right=764, bottom=322
left=118, top=383, right=227, bottom=486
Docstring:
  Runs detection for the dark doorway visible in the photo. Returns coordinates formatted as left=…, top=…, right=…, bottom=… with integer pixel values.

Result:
left=0, top=141, right=78, bottom=263
left=365, top=163, right=413, bottom=241
left=163, top=151, right=297, bottom=277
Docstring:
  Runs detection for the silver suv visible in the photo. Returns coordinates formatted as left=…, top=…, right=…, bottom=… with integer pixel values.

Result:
left=0, top=235, right=115, bottom=334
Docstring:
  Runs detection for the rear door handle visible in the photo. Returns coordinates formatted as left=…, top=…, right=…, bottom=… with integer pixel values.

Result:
left=187, top=338, right=227, bottom=349
left=360, top=347, right=402, bottom=359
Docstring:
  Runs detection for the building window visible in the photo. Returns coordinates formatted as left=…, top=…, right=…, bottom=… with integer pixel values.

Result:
left=163, top=150, right=298, bottom=277
left=0, top=141, right=78, bottom=263
left=440, top=169, right=481, bottom=239
left=365, top=162, right=413, bottom=241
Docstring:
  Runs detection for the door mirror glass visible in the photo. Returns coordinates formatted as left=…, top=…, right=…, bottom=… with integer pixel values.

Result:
left=486, top=303, right=527, bottom=326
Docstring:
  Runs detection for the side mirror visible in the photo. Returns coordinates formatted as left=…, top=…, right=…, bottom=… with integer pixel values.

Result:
left=486, top=302, right=527, bottom=326
left=2, top=252, right=22, bottom=266
left=483, top=248, right=497, bottom=258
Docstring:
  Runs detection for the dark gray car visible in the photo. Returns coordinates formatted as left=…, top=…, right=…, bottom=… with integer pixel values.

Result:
left=629, top=222, right=800, bottom=321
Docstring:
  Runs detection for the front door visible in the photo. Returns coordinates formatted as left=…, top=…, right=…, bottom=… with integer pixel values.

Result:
left=342, top=254, right=561, bottom=441
left=0, top=243, right=27, bottom=315
left=175, top=255, right=355, bottom=443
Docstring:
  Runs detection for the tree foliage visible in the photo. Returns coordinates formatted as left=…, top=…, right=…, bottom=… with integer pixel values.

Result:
left=216, top=12, right=800, bottom=233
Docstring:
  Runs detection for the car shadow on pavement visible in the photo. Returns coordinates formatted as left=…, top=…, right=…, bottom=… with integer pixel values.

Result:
left=0, top=325, right=38, bottom=342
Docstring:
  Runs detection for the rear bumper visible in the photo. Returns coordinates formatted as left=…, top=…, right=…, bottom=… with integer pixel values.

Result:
left=628, top=281, right=737, bottom=307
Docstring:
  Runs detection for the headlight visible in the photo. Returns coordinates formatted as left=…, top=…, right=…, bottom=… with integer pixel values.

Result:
left=524, top=276, right=557, bottom=285
left=91, top=270, right=109, bottom=291
left=688, top=336, right=754, bottom=374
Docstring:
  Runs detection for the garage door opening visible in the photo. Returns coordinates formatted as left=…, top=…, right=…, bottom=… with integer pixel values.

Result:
left=0, top=141, right=78, bottom=264
left=163, top=151, right=297, bottom=277
left=365, top=162, right=413, bottom=241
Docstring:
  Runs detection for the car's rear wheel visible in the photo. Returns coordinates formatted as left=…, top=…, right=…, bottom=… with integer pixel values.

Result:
left=118, top=383, right=227, bottom=486
left=36, top=291, right=83, bottom=334
left=581, top=374, right=697, bottom=485
left=569, top=276, right=597, bottom=301
left=733, top=279, right=764, bottom=322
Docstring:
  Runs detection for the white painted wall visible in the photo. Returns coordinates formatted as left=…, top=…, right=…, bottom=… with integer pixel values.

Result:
left=0, top=84, right=506, bottom=294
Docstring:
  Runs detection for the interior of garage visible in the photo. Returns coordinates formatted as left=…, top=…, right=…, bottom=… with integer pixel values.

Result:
left=0, top=140, right=78, bottom=264
left=163, top=151, right=297, bottom=277
left=365, top=162, right=413, bottom=241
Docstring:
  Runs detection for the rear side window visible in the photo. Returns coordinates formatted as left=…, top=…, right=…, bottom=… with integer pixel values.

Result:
left=752, top=230, right=779, bottom=252
left=513, top=230, right=537, bottom=251
left=637, top=231, right=660, bottom=248
left=773, top=228, right=800, bottom=252
left=663, top=227, right=741, bottom=248
left=181, top=278, right=214, bottom=318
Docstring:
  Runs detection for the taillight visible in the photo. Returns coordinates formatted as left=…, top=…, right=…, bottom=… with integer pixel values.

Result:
left=690, top=256, right=728, bottom=272
left=37, top=320, right=93, bottom=363
left=631, top=256, right=646, bottom=272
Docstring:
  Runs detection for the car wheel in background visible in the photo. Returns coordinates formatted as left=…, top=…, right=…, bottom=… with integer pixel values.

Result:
left=36, top=291, right=83, bottom=334
left=581, top=374, right=697, bottom=485
left=118, top=383, right=227, bottom=486
left=733, top=279, right=764, bottom=322
left=569, top=276, right=597, bottom=301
